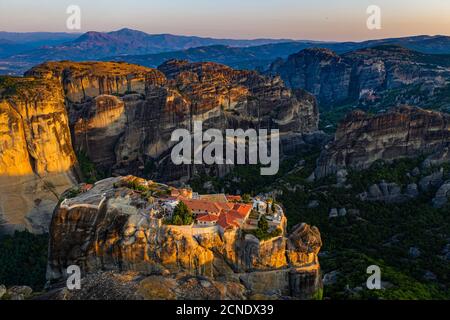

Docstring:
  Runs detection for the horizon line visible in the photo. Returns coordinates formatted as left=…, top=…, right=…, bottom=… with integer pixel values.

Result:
left=1, top=28, right=450, bottom=43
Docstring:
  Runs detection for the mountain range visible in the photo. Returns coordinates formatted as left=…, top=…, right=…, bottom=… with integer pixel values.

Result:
left=0, top=31, right=81, bottom=57
left=2, top=28, right=450, bottom=75
left=0, top=28, right=293, bottom=74
left=107, top=35, right=450, bottom=71
left=1, top=27, right=450, bottom=300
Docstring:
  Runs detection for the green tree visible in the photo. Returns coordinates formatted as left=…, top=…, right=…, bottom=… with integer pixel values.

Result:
left=171, top=201, right=193, bottom=225
left=258, top=215, right=269, bottom=233
left=172, top=215, right=183, bottom=226
left=0, top=231, right=48, bottom=291
left=183, top=213, right=193, bottom=225
left=242, top=194, right=251, bottom=203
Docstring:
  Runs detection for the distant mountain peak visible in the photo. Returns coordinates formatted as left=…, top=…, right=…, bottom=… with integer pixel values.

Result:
left=114, top=27, right=138, bottom=33
left=74, top=31, right=111, bottom=42
left=109, top=28, right=150, bottom=37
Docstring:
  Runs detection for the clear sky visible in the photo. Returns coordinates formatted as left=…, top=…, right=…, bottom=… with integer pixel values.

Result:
left=1, top=0, right=450, bottom=41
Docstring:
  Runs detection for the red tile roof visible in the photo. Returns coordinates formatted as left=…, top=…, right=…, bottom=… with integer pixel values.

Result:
left=215, top=202, right=234, bottom=211
left=226, top=210, right=244, bottom=221
left=232, top=203, right=253, bottom=218
left=196, top=214, right=219, bottom=222
left=217, top=212, right=240, bottom=230
left=226, top=195, right=242, bottom=202
left=183, top=199, right=223, bottom=214
left=182, top=197, right=252, bottom=230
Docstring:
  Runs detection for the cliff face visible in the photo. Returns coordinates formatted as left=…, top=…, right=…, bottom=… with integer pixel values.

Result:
left=0, top=76, right=78, bottom=234
left=270, top=45, right=450, bottom=106
left=0, top=60, right=320, bottom=233
left=269, top=48, right=352, bottom=106
left=47, top=176, right=322, bottom=299
left=315, top=106, right=450, bottom=178
left=26, top=60, right=320, bottom=182
left=24, top=61, right=154, bottom=102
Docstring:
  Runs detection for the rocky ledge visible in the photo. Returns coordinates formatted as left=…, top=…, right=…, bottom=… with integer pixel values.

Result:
left=46, top=176, right=323, bottom=300
left=315, top=106, right=450, bottom=178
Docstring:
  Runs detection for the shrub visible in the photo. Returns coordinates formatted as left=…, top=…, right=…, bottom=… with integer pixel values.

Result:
left=0, top=231, right=48, bottom=291
left=242, top=194, right=252, bottom=203
left=169, top=201, right=193, bottom=226
left=258, top=215, right=269, bottom=233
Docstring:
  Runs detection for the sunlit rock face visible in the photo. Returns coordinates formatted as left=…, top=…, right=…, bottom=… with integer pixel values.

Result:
left=315, top=106, right=450, bottom=178
left=26, top=60, right=320, bottom=182
left=24, top=61, right=155, bottom=102
left=47, top=176, right=323, bottom=299
left=0, top=76, right=78, bottom=234
left=0, top=60, right=320, bottom=233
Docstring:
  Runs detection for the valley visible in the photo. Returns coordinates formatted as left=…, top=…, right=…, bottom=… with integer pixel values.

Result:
left=0, top=27, right=449, bottom=301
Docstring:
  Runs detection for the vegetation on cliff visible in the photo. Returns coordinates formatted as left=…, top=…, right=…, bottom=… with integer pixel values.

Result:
left=166, top=202, right=194, bottom=225
left=247, top=215, right=283, bottom=241
left=192, top=149, right=450, bottom=300
left=0, top=231, right=48, bottom=291
left=281, top=160, right=450, bottom=299
left=77, top=151, right=106, bottom=184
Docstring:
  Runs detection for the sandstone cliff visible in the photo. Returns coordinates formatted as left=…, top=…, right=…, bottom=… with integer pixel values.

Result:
left=0, top=60, right=321, bottom=233
left=47, top=176, right=322, bottom=299
left=0, top=76, right=78, bottom=233
left=24, top=61, right=154, bottom=102
left=315, top=106, right=450, bottom=178
left=26, top=60, right=320, bottom=182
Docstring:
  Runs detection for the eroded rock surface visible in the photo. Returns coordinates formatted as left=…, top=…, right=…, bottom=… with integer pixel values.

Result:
left=1, top=60, right=321, bottom=233
left=315, top=106, right=450, bottom=178
left=0, top=76, right=78, bottom=233
left=47, top=176, right=323, bottom=299
left=270, top=45, right=450, bottom=106
left=26, top=60, right=320, bottom=182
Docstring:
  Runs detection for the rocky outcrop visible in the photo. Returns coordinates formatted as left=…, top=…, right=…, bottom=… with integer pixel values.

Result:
left=286, top=223, right=321, bottom=267
left=419, top=169, right=445, bottom=192
left=423, top=147, right=450, bottom=168
left=0, top=285, right=33, bottom=300
left=1, top=60, right=321, bottom=233
left=24, top=60, right=320, bottom=182
left=0, top=76, right=78, bottom=234
left=46, top=176, right=322, bottom=299
left=358, top=181, right=418, bottom=203
left=24, top=61, right=155, bottom=103
left=270, top=45, right=450, bottom=106
left=315, top=106, right=450, bottom=178
left=432, top=181, right=450, bottom=208
left=39, top=271, right=247, bottom=300
left=269, top=48, right=351, bottom=106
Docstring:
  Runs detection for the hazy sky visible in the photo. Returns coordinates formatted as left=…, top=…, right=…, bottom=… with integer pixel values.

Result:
left=1, top=0, right=450, bottom=41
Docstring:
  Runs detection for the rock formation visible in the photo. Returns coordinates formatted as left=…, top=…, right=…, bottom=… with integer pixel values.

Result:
left=25, top=60, right=320, bottom=182
left=270, top=45, right=450, bottom=106
left=46, top=176, right=323, bottom=299
left=0, top=60, right=321, bottom=233
left=419, top=169, right=445, bottom=192
left=269, top=48, right=352, bottom=106
left=358, top=181, right=419, bottom=203
left=315, top=106, right=450, bottom=178
left=432, top=181, right=450, bottom=208
left=0, top=76, right=78, bottom=234
left=40, top=271, right=248, bottom=300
